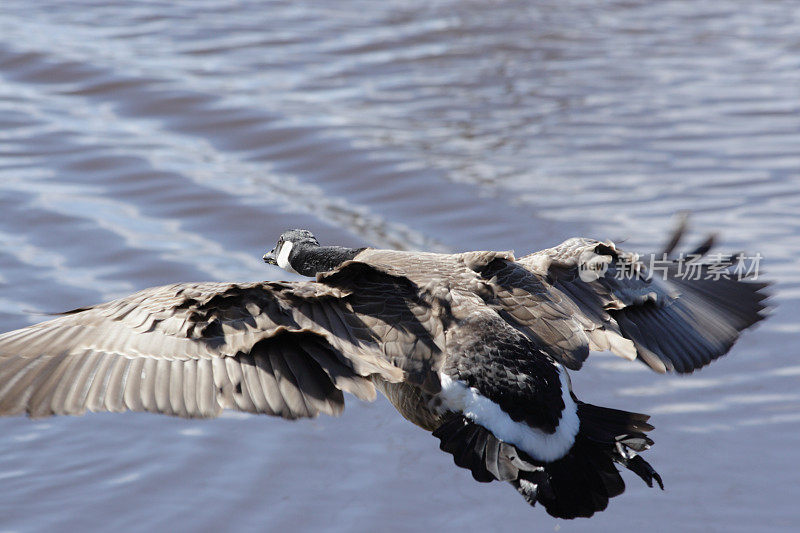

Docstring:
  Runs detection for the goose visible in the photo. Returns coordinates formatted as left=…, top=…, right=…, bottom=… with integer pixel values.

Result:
left=0, top=223, right=768, bottom=519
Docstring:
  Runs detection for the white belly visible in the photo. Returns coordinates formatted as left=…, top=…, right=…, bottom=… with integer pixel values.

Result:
left=437, top=364, right=579, bottom=463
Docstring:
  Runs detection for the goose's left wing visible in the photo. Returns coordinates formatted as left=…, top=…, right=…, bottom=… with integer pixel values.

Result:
left=468, top=228, right=769, bottom=373
left=0, top=261, right=444, bottom=419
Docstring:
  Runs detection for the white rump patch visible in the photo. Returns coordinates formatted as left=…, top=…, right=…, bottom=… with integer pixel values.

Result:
left=276, top=241, right=300, bottom=274
left=437, top=365, right=580, bottom=462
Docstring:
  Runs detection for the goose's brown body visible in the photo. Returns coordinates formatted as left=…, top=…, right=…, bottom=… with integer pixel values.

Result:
left=0, top=226, right=769, bottom=518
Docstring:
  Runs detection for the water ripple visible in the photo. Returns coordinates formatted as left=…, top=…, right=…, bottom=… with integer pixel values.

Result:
left=0, top=1, right=798, bottom=531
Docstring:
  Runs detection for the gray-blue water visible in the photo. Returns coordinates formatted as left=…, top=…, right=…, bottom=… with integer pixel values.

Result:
left=0, top=1, right=798, bottom=531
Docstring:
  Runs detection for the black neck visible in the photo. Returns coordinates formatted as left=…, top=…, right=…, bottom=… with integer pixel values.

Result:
left=290, top=245, right=365, bottom=276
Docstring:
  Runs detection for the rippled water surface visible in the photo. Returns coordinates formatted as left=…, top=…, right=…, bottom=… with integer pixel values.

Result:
left=1, top=1, right=798, bottom=531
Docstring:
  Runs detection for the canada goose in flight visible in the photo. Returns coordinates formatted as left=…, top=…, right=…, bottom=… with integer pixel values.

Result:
left=0, top=224, right=768, bottom=519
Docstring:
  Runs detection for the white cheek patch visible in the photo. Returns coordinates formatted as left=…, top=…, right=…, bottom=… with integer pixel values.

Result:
left=276, top=241, right=300, bottom=274
left=437, top=364, right=579, bottom=463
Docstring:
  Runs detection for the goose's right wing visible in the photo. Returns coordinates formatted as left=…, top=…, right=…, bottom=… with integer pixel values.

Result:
left=0, top=262, right=443, bottom=419
left=469, top=228, right=769, bottom=373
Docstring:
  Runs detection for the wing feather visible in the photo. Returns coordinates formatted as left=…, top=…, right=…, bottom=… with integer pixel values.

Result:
left=85, top=353, right=116, bottom=412
left=64, top=351, right=102, bottom=414
left=239, top=351, right=269, bottom=413
left=508, top=224, right=769, bottom=373
left=249, top=354, right=287, bottom=416
left=181, top=359, right=199, bottom=416
left=0, top=258, right=440, bottom=420
left=140, top=358, right=159, bottom=413
left=105, top=356, right=130, bottom=413
left=168, top=359, right=188, bottom=417
left=267, top=343, right=309, bottom=419
left=123, top=357, right=145, bottom=412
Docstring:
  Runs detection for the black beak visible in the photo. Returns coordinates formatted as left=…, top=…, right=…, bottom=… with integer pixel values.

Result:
left=263, top=249, right=277, bottom=264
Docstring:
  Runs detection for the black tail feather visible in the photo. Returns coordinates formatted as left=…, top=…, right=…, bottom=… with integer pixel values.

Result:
left=432, top=401, right=662, bottom=519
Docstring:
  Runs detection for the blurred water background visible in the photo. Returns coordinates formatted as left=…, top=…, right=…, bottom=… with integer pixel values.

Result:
left=0, top=1, right=798, bottom=531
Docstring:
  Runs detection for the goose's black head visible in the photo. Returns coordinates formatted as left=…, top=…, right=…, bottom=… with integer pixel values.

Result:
left=263, top=229, right=319, bottom=275
left=263, top=229, right=364, bottom=277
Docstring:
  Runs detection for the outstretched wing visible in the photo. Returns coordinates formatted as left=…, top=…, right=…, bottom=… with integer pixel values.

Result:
left=469, top=226, right=769, bottom=373
left=0, top=262, right=444, bottom=419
